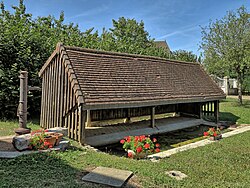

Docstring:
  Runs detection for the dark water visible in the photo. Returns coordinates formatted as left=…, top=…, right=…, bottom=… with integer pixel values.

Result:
left=97, top=125, right=219, bottom=156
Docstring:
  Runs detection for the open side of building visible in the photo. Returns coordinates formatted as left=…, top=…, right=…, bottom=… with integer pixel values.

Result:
left=39, top=43, right=226, bottom=146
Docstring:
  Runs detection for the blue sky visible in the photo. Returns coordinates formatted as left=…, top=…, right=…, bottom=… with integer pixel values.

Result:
left=2, top=0, right=250, bottom=55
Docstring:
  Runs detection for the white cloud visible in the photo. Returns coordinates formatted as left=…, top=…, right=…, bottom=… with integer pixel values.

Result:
left=70, top=4, right=109, bottom=19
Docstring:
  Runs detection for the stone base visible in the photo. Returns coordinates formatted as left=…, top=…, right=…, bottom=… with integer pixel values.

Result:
left=47, top=127, right=68, bottom=137
left=12, top=134, right=31, bottom=151
left=82, top=167, right=133, bottom=187
left=15, top=127, right=31, bottom=135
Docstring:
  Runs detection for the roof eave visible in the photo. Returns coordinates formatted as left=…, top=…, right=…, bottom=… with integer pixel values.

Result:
left=81, top=95, right=226, bottom=110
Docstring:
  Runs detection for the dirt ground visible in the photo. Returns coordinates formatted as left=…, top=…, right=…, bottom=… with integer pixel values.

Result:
left=0, top=136, right=16, bottom=151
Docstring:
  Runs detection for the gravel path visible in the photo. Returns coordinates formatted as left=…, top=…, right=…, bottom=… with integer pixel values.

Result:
left=227, top=95, right=250, bottom=100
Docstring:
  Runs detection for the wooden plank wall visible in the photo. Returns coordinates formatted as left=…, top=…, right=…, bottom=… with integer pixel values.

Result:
left=90, top=104, right=177, bottom=121
left=40, top=52, right=85, bottom=143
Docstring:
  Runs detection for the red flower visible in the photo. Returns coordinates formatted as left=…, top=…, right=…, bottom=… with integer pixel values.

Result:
left=155, top=143, right=160, bottom=148
left=128, top=152, right=133, bottom=158
left=153, top=138, right=157, bottom=142
left=44, top=129, right=49, bottom=132
left=135, top=136, right=139, bottom=141
left=213, top=132, right=217, bottom=137
left=125, top=136, right=131, bottom=143
left=211, top=128, right=215, bottom=132
left=44, top=141, right=50, bottom=146
left=139, top=135, right=146, bottom=142
left=136, top=146, right=142, bottom=153
left=49, top=145, right=53, bottom=148
left=144, top=143, right=150, bottom=149
left=155, top=148, right=160, bottom=153
left=203, top=132, right=209, bottom=136
left=120, top=139, right=125, bottom=144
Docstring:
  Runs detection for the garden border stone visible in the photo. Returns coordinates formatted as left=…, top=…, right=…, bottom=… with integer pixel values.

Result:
left=148, top=125, right=250, bottom=161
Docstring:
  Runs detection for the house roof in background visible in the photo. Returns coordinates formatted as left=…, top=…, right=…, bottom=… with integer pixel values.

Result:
left=154, top=40, right=170, bottom=52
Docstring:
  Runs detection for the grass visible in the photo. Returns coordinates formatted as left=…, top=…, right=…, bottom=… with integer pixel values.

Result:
left=0, top=98, right=250, bottom=188
left=220, top=97, right=250, bottom=124
left=0, top=120, right=40, bottom=137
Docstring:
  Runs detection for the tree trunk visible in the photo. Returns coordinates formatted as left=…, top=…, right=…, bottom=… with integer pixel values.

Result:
left=237, top=74, right=243, bottom=105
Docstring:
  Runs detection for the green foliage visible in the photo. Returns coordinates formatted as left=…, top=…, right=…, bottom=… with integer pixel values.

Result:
left=201, top=6, right=250, bottom=103
left=171, top=50, right=200, bottom=63
left=0, top=1, right=98, bottom=118
left=0, top=1, right=199, bottom=119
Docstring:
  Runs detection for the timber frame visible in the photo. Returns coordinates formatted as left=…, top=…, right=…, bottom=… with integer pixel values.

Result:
left=39, top=43, right=226, bottom=144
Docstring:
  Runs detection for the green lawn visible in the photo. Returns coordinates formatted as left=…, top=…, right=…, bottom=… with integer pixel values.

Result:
left=220, top=97, right=250, bottom=124
left=0, top=98, right=250, bottom=188
left=0, top=120, right=40, bottom=137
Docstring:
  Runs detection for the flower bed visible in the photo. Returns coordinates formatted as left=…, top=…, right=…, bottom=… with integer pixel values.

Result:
left=203, top=127, right=222, bottom=141
left=29, top=129, right=62, bottom=150
left=120, top=135, right=160, bottom=159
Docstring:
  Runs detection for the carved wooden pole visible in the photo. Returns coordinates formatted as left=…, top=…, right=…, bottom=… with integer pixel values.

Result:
left=15, top=71, right=30, bottom=135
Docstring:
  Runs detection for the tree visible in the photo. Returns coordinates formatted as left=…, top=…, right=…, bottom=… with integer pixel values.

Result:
left=0, top=0, right=98, bottom=118
left=0, top=0, right=201, bottom=119
left=108, top=17, right=155, bottom=54
left=201, top=6, right=250, bottom=104
left=171, top=50, right=199, bottom=63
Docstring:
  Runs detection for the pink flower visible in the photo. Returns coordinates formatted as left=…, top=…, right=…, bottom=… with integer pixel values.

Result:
left=120, top=139, right=125, bottom=144
left=153, top=138, right=157, bottom=142
left=155, top=143, right=160, bottom=148
left=44, top=129, right=49, bottom=132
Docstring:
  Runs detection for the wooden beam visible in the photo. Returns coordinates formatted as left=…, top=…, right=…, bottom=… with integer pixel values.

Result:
left=151, top=107, right=155, bottom=128
left=85, top=110, right=92, bottom=127
left=79, top=105, right=86, bottom=144
left=214, top=100, right=219, bottom=124
left=82, top=96, right=226, bottom=111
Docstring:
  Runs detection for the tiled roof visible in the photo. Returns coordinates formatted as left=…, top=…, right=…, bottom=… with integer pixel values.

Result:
left=63, top=45, right=225, bottom=108
left=154, top=41, right=170, bottom=52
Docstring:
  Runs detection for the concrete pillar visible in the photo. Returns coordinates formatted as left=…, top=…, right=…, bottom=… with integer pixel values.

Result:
left=224, top=76, right=229, bottom=95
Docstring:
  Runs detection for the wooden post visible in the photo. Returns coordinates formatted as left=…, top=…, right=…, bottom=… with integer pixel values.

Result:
left=151, top=106, right=155, bottom=128
left=86, top=110, right=92, bottom=127
left=78, top=105, right=86, bottom=144
left=214, top=100, right=219, bottom=124
left=198, top=102, right=203, bottom=119
left=16, top=71, right=30, bottom=135
left=124, top=108, right=131, bottom=123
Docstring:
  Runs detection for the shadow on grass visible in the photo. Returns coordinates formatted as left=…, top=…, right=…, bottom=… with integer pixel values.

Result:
left=0, top=151, right=135, bottom=188
left=219, top=112, right=240, bottom=123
